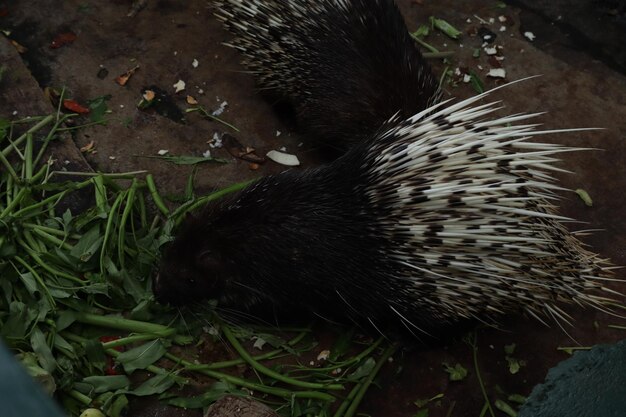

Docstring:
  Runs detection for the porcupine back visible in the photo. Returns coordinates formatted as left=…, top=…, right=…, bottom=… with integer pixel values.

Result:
left=214, top=0, right=442, bottom=149
left=155, top=84, right=621, bottom=335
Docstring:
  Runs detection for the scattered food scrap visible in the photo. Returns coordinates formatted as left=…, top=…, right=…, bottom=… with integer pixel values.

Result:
left=212, top=100, right=228, bottom=116
left=209, top=132, right=224, bottom=148
left=80, top=140, right=96, bottom=154
left=157, top=149, right=169, bottom=156
left=142, top=89, right=155, bottom=102
left=484, top=46, right=497, bottom=55
left=192, top=58, right=199, bottom=68
left=115, top=65, right=140, bottom=86
left=575, top=189, right=593, bottom=207
left=266, top=150, right=300, bottom=166
left=317, top=350, right=331, bottom=361
left=222, top=134, right=266, bottom=163
left=173, top=79, right=186, bottom=93
left=186, top=95, right=198, bottom=105
left=137, top=86, right=186, bottom=123
left=252, top=337, right=267, bottom=350
left=487, top=68, right=506, bottom=79
left=478, top=26, right=497, bottom=43
left=524, top=31, right=536, bottom=41
left=63, top=99, right=90, bottom=114
left=10, top=39, right=27, bottom=53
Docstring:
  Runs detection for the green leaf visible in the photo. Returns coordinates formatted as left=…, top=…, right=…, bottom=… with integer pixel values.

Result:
left=18, top=272, right=38, bottom=295
left=429, top=17, right=462, bottom=39
left=414, top=393, right=444, bottom=408
left=70, top=225, right=104, bottom=262
left=330, top=328, right=354, bottom=360
left=469, top=71, right=485, bottom=94
left=1, top=301, right=37, bottom=339
left=0, top=278, right=12, bottom=304
left=129, top=299, right=152, bottom=321
left=85, top=338, right=107, bottom=372
left=48, top=287, right=71, bottom=299
left=82, top=375, right=130, bottom=393
left=414, top=410, right=429, bottom=417
left=506, top=356, right=525, bottom=374
left=31, top=327, right=58, bottom=373
left=53, top=333, right=77, bottom=358
left=508, top=394, right=527, bottom=404
left=36, top=297, right=53, bottom=322
left=88, top=95, right=112, bottom=123
left=495, top=399, right=518, bottom=417
left=128, top=373, right=177, bottom=396
left=62, top=208, right=73, bottom=227
left=348, top=357, right=376, bottom=381
left=165, top=381, right=243, bottom=409
left=106, top=394, right=129, bottom=417
left=116, top=340, right=166, bottom=374
left=122, top=269, right=149, bottom=304
left=411, top=25, right=430, bottom=38
left=442, top=362, right=468, bottom=381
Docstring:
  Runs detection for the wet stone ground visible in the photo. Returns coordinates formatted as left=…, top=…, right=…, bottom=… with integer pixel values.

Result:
left=1, top=0, right=626, bottom=416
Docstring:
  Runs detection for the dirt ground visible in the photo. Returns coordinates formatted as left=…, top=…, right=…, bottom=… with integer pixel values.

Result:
left=1, top=0, right=626, bottom=416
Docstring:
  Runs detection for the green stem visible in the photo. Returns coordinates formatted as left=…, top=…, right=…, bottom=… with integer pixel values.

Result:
left=0, top=187, right=27, bottom=218
left=117, top=179, right=137, bottom=268
left=146, top=174, right=169, bottom=216
left=13, top=256, right=56, bottom=308
left=25, top=133, right=33, bottom=179
left=222, top=323, right=344, bottom=390
left=187, top=330, right=309, bottom=370
left=67, top=389, right=92, bottom=406
left=48, top=170, right=148, bottom=179
left=99, top=190, right=126, bottom=273
left=101, top=332, right=175, bottom=349
left=0, top=148, right=19, bottom=181
left=171, top=179, right=254, bottom=222
left=340, top=344, right=397, bottom=417
left=1, top=114, right=55, bottom=157
left=74, top=312, right=175, bottom=335
left=187, top=107, right=240, bottom=132
left=410, top=33, right=439, bottom=53
left=16, top=240, right=84, bottom=284
left=164, top=352, right=336, bottom=402
left=470, top=333, right=495, bottom=417
left=422, top=51, right=455, bottom=59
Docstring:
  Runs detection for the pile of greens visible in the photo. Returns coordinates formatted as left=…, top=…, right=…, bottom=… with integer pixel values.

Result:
left=0, top=111, right=394, bottom=417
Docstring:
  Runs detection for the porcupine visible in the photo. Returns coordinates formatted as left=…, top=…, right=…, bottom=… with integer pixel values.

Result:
left=153, top=0, right=620, bottom=334
left=213, top=0, right=442, bottom=149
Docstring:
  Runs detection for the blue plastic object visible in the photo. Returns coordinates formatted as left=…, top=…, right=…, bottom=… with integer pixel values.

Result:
left=518, top=338, right=626, bottom=417
left=0, top=340, right=65, bottom=417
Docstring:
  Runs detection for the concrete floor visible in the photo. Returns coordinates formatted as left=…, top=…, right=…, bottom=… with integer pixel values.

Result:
left=1, top=0, right=626, bottom=416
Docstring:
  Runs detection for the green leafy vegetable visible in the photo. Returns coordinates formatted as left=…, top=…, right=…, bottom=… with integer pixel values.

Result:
left=442, top=362, right=468, bottom=381
left=429, top=17, right=462, bottom=39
